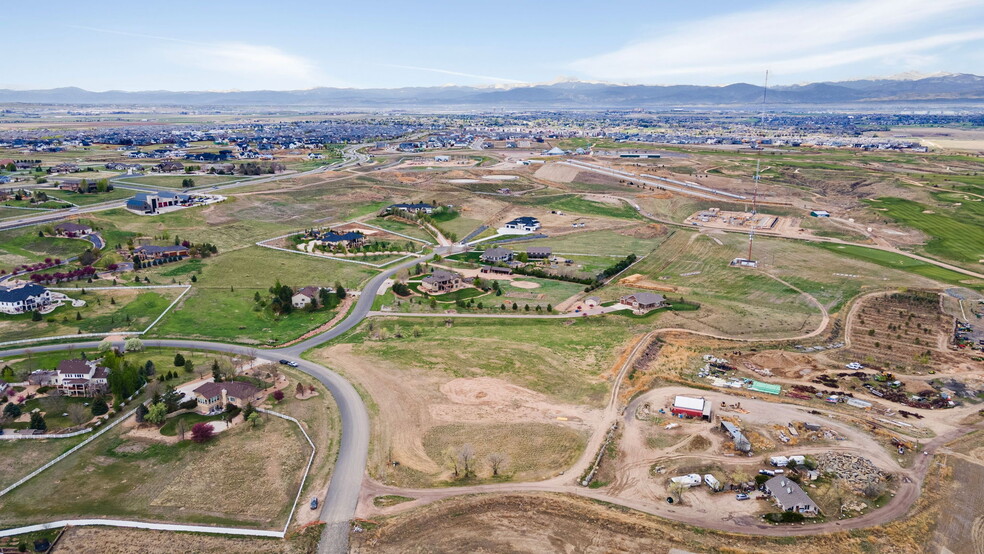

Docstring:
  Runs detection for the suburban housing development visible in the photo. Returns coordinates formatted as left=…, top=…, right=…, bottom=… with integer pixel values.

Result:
left=0, top=7, right=983, bottom=552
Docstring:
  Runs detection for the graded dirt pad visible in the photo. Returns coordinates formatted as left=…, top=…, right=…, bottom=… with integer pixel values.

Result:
left=350, top=489, right=943, bottom=554
left=745, top=350, right=822, bottom=379
left=933, top=456, right=984, bottom=554
left=534, top=163, right=581, bottom=183
left=509, top=280, right=540, bottom=289
left=314, top=344, right=601, bottom=486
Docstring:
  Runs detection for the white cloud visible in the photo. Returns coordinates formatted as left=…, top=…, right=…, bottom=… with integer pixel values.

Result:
left=570, top=0, right=984, bottom=83
left=380, top=64, right=523, bottom=84
left=171, top=43, right=332, bottom=89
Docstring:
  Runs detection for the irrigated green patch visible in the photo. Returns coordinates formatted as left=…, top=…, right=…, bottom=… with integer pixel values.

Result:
left=548, top=196, right=644, bottom=220
left=149, top=246, right=375, bottom=344
left=813, top=242, right=983, bottom=290
left=866, top=196, right=984, bottom=266
left=0, top=228, right=92, bottom=270
left=0, top=288, right=182, bottom=343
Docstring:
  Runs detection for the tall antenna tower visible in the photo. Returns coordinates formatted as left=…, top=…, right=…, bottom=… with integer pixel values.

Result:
left=731, top=70, right=768, bottom=270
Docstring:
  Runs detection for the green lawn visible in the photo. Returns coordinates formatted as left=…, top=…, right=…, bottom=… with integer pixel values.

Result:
left=148, top=246, right=376, bottom=344
left=0, top=288, right=182, bottom=343
left=547, top=196, right=644, bottom=221
left=46, top=187, right=136, bottom=206
left=812, top=242, right=983, bottom=290
left=159, top=412, right=223, bottom=436
left=865, top=196, right=984, bottom=266
left=115, top=174, right=249, bottom=189
left=366, top=217, right=433, bottom=242
left=521, top=229, right=663, bottom=257
left=0, top=228, right=92, bottom=270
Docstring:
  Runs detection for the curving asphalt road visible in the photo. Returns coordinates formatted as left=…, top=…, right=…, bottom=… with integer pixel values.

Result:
left=0, top=249, right=438, bottom=553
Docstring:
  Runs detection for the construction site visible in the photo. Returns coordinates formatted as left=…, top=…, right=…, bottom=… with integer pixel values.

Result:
left=684, top=207, right=805, bottom=237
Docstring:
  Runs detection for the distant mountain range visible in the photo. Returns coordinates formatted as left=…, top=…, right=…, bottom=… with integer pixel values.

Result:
left=2, top=73, right=983, bottom=108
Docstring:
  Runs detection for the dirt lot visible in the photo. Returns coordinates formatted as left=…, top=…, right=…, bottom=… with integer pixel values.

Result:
left=313, top=344, right=601, bottom=487
left=350, top=489, right=945, bottom=553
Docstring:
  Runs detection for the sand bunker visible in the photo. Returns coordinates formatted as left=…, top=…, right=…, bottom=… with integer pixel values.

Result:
left=482, top=175, right=519, bottom=181
left=510, top=280, right=541, bottom=289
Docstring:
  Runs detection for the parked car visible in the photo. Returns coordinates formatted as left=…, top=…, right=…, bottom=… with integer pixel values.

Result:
left=279, top=360, right=299, bottom=367
left=310, top=497, right=319, bottom=510
left=736, top=493, right=750, bottom=501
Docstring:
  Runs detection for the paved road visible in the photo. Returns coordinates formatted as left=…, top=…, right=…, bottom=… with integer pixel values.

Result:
left=0, top=247, right=440, bottom=553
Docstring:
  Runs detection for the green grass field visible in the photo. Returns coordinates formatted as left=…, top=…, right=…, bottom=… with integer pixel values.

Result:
left=148, top=246, right=375, bottom=344
left=47, top=187, right=136, bottom=206
left=521, top=229, right=664, bottom=257
left=0, top=288, right=182, bottom=343
left=866, top=196, right=984, bottom=266
left=0, top=228, right=92, bottom=270
left=547, top=195, right=644, bottom=221
left=115, top=174, right=249, bottom=189
left=812, top=242, right=983, bottom=289
left=366, top=217, right=433, bottom=242
left=340, top=316, right=644, bottom=406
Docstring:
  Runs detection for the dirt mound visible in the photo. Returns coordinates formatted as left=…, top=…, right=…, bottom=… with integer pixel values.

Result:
left=746, top=350, right=820, bottom=378
left=440, top=377, right=547, bottom=406
left=534, top=163, right=580, bottom=183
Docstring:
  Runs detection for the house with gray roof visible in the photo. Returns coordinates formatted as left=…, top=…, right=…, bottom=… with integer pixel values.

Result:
left=619, top=292, right=666, bottom=313
left=0, top=283, right=52, bottom=315
left=764, top=476, right=818, bottom=514
left=480, top=247, right=513, bottom=263
left=527, top=246, right=552, bottom=259
left=421, top=270, right=463, bottom=293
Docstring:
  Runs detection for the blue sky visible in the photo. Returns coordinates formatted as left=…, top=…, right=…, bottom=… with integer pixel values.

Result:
left=4, top=0, right=984, bottom=90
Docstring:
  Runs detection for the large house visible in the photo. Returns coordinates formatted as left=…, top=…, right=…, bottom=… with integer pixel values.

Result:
left=480, top=247, right=513, bottom=263
left=154, top=161, right=185, bottom=173
left=193, top=381, right=265, bottom=414
left=502, top=216, right=541, bottom=233
left=292, top=286, right=321, bottom=309
left=421, top=270, right=463, bottom=293
left=54, top=222, right=93, bottom=237
left=619, top=292, right=666, bottom=313
left=132, top=244, right=190, bottom=261
left=126, top=191, right=192, bottom=214
left=318, top=231, right=366, bottom=248
left=0, top=283, right=52, bottom=315
left=388, top=202, right=435, bottom=215
left=55, top=359, right=109, bottom=397
left=764, top=476, right=818, bottom=514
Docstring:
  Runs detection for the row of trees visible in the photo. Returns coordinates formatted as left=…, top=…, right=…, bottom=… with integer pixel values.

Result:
left=442, top=443, right=508, bottom=479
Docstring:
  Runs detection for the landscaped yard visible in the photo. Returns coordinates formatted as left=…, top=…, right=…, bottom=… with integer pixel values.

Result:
left=148, top=246, right=376, bottom=344
left=0, top=227, right=92, bottom=270
left=0, top=287, right=185, bottom=343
